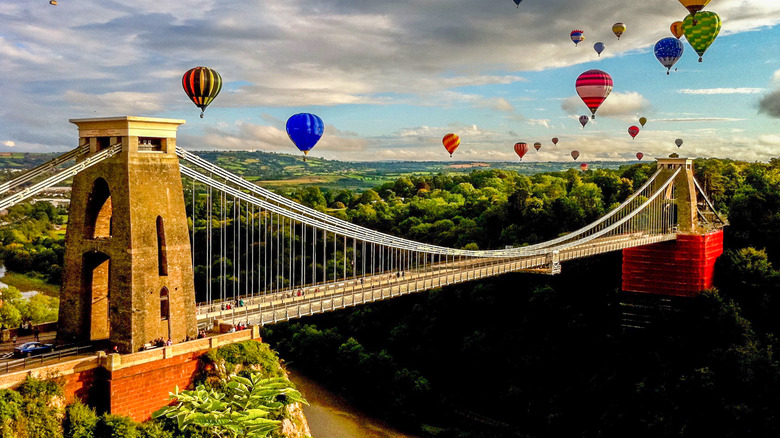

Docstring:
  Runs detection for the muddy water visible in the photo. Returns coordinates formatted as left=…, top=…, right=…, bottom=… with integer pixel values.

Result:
left=288, top=371, right=421, bottom=438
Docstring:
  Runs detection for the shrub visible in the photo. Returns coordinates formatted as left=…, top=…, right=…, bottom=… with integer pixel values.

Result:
left=17, top=375, right=63, bottom=401
left=0, top=389, right=22, bottom=437
left=96, top=414, right=138, bottom=438
left=64, top=402, right=98, bottom=438
left=204, top=340, right=283, bottom=377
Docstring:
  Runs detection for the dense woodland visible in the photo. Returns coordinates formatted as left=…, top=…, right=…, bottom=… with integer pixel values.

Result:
left=2, top=156, right=780, bottom=436
left=260, top=158, right=780, bottom=437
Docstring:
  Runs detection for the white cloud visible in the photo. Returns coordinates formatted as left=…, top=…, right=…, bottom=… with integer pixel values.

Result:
left=676, top=88, right=765, bottom=95
left=2, top=141, right=15, bottom=147
left=561, top=91, right=650, bottom=118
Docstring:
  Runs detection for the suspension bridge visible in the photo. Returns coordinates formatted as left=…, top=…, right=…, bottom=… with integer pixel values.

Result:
left=0, top=117, right=725, bottom=354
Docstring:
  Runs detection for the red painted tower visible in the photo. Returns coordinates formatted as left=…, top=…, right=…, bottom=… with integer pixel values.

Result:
left=621, top=158, right=726, bottom=298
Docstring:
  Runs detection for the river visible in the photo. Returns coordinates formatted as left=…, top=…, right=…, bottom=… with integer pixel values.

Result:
left=0, top=265, right=39, bottom=299
left=288, top=371, right=421, bottom=438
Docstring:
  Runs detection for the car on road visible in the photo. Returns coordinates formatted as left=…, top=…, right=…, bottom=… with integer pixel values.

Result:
left=13, top=341, right=54, bottom=358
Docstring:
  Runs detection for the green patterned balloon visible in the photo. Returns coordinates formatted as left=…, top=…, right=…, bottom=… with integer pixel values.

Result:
left=683, top=11, right=721, bottom=62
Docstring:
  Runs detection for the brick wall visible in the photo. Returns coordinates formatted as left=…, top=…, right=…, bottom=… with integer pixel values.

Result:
left=108, top=350, right=205, bottom=421
left=622, top=230, right=724, bottom=297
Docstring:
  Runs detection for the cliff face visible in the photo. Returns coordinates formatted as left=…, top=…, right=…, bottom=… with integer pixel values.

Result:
left=280, top=402, right=312, bottom=438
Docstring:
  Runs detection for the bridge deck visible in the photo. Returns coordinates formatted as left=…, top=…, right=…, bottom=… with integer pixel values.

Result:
left=197, top=233, right=676, bottom=328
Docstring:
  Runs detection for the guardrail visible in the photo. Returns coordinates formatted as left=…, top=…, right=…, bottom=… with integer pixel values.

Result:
left=0, top=345, right=94, bottom=375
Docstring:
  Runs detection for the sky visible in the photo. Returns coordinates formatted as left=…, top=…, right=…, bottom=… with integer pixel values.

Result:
left=1, top=0, right=780, bottom=163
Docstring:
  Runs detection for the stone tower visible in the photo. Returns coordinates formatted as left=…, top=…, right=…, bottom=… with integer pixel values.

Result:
left=58, top=117, right=197, bottom=353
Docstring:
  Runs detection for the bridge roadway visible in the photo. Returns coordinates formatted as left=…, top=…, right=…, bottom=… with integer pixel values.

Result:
left=197, top=232, right=676, bottom=328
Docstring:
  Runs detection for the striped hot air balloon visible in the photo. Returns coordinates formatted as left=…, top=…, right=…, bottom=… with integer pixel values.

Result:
left=612, top=23, right=626, bottom=39
left=570, top=30, right=585, bottom=46
left=182, top=67, right=223, bottom=118
left=575, top=70, right=613, bottom=119
left=514, top=142, right=529, bottom=161
left=442, top=133, right=460, bottom=157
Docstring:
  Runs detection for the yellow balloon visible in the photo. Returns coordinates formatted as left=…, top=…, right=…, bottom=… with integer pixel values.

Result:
left=612, top=22, right=626, bottom=39
left=639, top=117, right=647, bottom=127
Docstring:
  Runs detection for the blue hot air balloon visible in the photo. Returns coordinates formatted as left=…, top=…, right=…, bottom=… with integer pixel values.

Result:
left=654, top=37, right=684, bottom=75
left=512, top=0, right=523, bottom=7
left=286, top=113, right=324, bottom=160
left=594, top=42, right=605, bottom=57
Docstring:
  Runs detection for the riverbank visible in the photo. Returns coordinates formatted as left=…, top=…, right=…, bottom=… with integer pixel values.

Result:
left=288, top=370, right=420, bottom=438
left=0, top=269, right=59, bottom=297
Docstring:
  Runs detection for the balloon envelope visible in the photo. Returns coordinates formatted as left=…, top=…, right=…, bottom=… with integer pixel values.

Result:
left=612, top=22, right=626, bottom=39
left=576, top=69, right=613, bottom=119
left=670, top=21, right=685, bottom=39
left=513, top=0, right=523, bottom=6
left=675, top=138, right=684, bottom=147
left=594, top=42, right=605, bottom=56
left=683, top=11, right=721, bottom=62
left=628, top=126, right=640, bottom=139
left=442, top=133, right=460, bottom=156
left=579, top=115, right=589, bottom=128
left=571, top=150, right=580, bottom=160
left=636, top=152, right=644, bottom=161
left=286, top=113, right=325, bottom=155
left=514, top=142, right=529, bottom=160
left=677, top=0, right=711, bottom=17
left=580, top=163, right=588, bottom=172
left=654, top=37, right=684, bottom=74
left=182, top=67, right=223, bottom=117
left=639, top=117, right=647, bottom=127
left=534, top=142, right=542, bottom=151
left=570, top=30, right=585, bottom=46
left=552, top=137, right=559, bottom=145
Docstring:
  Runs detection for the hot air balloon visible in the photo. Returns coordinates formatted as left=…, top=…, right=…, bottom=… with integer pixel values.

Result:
left=570, top=30, right=585, bottom=46
left=579, top=115, right=590, bottom=128
left=639, top=117, right=647, bottom=127
left=654, top=37, right=684, bottom=74
left=612, top=23, right=626, bottom=39
left=670, top=21, right=684, bottom=39
left=580, top=163, right=589, bottom=172
left=675, top=138, right=684, bottom=148
left=513, top=0, right=523, bottom=7
left=683, top=11, right=721, bottom=62
left=636, top=152, right=644, bottom=161
left=286, top=113, right=325, bottom=160
left=594, top=42, right=605, bottom=57
left=576, top=69, right=613, bottom=119
left=628, top=126, right=640, bottom=139
left=182, top=67, right=223, bottom=118
left=514, top=142, right=529, bottom=161
left=552, top=137, right=559, bottom=146
left=678, top=0, right=711, bottom=23
left=534, top=142, right=542, bottom=151
left=442, top=133, right=460, bottom=157
left=49, top=0, right=57, bottom=4
left=571, top=150, right=580, bottom=160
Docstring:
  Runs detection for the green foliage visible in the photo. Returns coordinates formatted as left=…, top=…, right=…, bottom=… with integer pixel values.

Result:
left=0, top=389, right=22, bottom=437
left=96, top=414, right=138, bottom=438
left=64, top=402, right=98, bottom=438
left=153, top=373, right=306, bottom=438
left=204, top=341, right=284, bottom=378
left=18, top=375, right=63, bottom=400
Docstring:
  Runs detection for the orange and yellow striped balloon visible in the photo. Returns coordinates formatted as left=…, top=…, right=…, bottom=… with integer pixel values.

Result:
left=182, top=66, right=222, bottom=118
left=442, top=133, right=460, bottom=157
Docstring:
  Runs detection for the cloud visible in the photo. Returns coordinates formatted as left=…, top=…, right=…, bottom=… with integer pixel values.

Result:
left=759, top=89, right=780, bottom=118
left=2, top=141, right=15, bottom=147
left=656, top=117, right=745, bottom=122
left=677, top=88, right=765, bottom=95
left=561, top=91, right=650, bottom=118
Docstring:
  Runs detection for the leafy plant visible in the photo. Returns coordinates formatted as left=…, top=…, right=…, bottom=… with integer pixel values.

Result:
left=153, top=373, right=306, bottom=438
